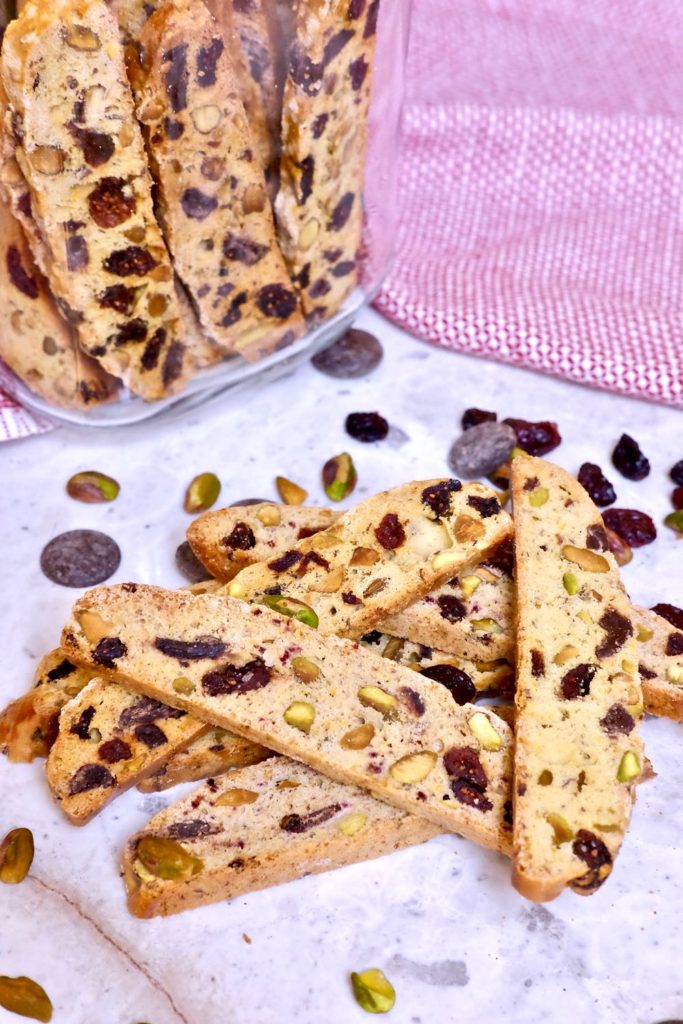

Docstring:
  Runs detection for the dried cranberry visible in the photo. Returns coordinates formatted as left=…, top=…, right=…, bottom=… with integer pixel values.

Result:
left=349, top=56, right=368, bottom=90
left=297, top=551, right=330, bottom=575
left=437, top=595, right=466, bottom=622
left=599, top=703, right=635, bottom=737
left=467, top=495, right=500, bottom=518
left=585, top=523, right=609, bottom=551
left=398, top=686, right=425, bottom=716
left=443, top=746, right=487, bottom=788
left=421, top=664, right=475, bottom=705
left=268, top=550, right=302, bottom=572
left=197, top=36, right=224, bottom=87
left=602, top=508, right=656, bottom=547
left=571, top=830, right=612, bottom=892
left=154, top=636, right=226, bottom=660
left=224, top=522, right=256, bottom=550
left=342, top=592, right=361, bottom=604
left=329, top=192, right=354, bottom=231
left=163, top=43, right=188, bottom=112
left=670, top=460, right=683, bottom=486
left=652, top=603, right=683, bottom=630
left=256, top=283, right=297, bottom=319
left=164, top=117, right=184, bottom=140
left=162, top=342, right=184, bottom=388
left=450, top=779, right=493, bottom=811
left=88, top=177, right=134, bottom=228
left=68, top=124, right=114, bottom=167
left=345, top=411, right=388, bottom=442
left=6, top=245, right=38, bottom=299
left=280, top=804, right=342, bottom=833
left=141, top=329, right=165, bottom=370
left=503, top=418, right=561, bottom=456
left=181, top=188, right=218, bottom=220
left=421, top=479, right=461, bottom=518
left=311, top=113, right=328, bottom=139
left=672, top=487, right=683, bottom=511
left=595, top=608, right=633, bottom=659
left=298, top=155, right=314, bottom=203
left=92, top=637, right=127, bottom=668
left=364, top=0, right=379, bottom=36
left=99, top=284, right=137, bottom=314
left=69, top=763, right=115, bottom=795
left=323, top=29, right=354, bottom=66
left=577, top=463, right=616, bottom=507
left=531, top=649, right=545, bottom=677
left=104, top=246, right=157, bottom=277
left=98, top=737, right=132, bottom=763
left=560, top=663, right=596, bottom=699
left=114, top=318, right=147, bottom=345
left=375, top=513, right=405, bottom=550
left=611, top=433, right=650, bottom=481
left=202, top=658, right=271, bottom=696
left=119, top=697, right=184, bottom=731
left=66, top=236, right=88, bottom=271
left=46, top=659, right=76, bottom=682
left=135, top=722, right=167, bottom=748
left=69, top=706, right=95, bottom=739
left=462, top=408, right=496, bottom=430
left=484, top=536, right=515, bottom=576
left=666, top=632, right=683, bottom=656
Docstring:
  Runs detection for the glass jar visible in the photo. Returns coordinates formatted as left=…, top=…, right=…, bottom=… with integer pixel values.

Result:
left=0, top=0, right=412, bottom=427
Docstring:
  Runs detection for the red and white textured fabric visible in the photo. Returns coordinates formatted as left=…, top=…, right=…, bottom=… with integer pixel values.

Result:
left=375, top=0, right=683, bottom=406
left=0, top=371, right=53, bottom=441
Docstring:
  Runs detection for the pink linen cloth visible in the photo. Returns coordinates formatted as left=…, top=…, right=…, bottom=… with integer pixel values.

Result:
left=3, top=0, right=682, bottom=438
left=375, top=0, right=683, bottom=406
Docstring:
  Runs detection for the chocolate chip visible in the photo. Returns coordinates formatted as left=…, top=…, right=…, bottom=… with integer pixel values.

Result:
left=560, top=663, right=597, bottom=699
left=175, top=541, right=212, bottom=584
left=220, top=291, right=247, bottom=327
left=98, top=738, right=132, bottom=763
left=155, top=636, right=227, bottom=660
left=92, top=637, right=127, bottom=669
left=364, top=0, right=380, bottom=36
left=135, top=722, right=168, bottom=748
left=202, top=658, right=271, bottom=696
left=398, top=686, right=425, bottom=716
left=421, top=479, right=462, bottom=518
left=311, top=328, right=383, bottom=378
left=223, top=522, right=256, bottom=551
left=298, top=155, right=314, bottom=203
left=40, top=529, right=121, bottom=588
left=69, top=763, right=115, bottom=795
left=323, top=29, right=354, bottom=66
left=104, top=247, right=157, bottom=277
left=163, top=43, right=188, bottom=112
left=651, top=603, right=683, bottom=630
left=666, top=632, right=683, bottom=656
left=141, top=328, right=166, bottom=371
left=181, top=188, right=218, bottom=220
left=45, top=659, right=77, bottom=682
left=114, top=318, right=147, bottom=345
left=312, top=113, right=329, bottom=138
left=6, top=245, right=38, bottom=299
left=331, top=260, right=356, bottom=277
left=88, top=177, right=135, bottom=228
left=164, top=117, right=184, bottom=140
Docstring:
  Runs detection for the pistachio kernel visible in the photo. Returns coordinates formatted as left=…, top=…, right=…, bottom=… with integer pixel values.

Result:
left=0, top=828, right=34, bottom=884
left=350, top=969, right=396, bottom=1015
left=471, top=617, right=503, bottom=633
left=577, top=609, right=593, bottom=625
left=538, top=769, right=553, bottom=785
left=453, top=514, right=485, bottom=543
left=66, top=470, right=120, bottom=503
left=563, top=573, right=580, bottom=596
left=357, top=686, right=397, bottom=717
left=664, top=510, right=683, bottom=534
left=322, top=452, right=357, bottom=502
left=227, top=580, right=246, bottom=598
left=276, top=779, right=300, bottom=789
left=636, top=624, right=654, bottom=643
left=275, top=476, right=308, bottom=505
left=554, top=644, right=579, bottom=665
left=666, top=664, right=683, bottom=685
left=135, top=835, right=204, bottom=880
left=336, top=811, right=368, bottom=837
left=381, top=636, right=404, bottom=661
left=261, top=594, right=319, bottom=628
left=350, top=546, right=379, bottom=567
left=528, top=486, right=549, bottom=507
left=459, top=574, right=481, bottom=598
left=291, top=656, right=320, bottom=682
left=78, top=610, right=115, bottom=644
left=389, top=750, right=437, bottom=784
left=256, top=504, right=281, bottom=526
left=214, top=788, right=259, bottom=807
left=172, top=676, right=195, bottom=694
left=184, top=472, right=221, bottom=513
left=0, top=976, right=53, bottom=1022
left=431, top=550, right=463, bottom=571
left=561, top=544, right=610, bottom=572
left=468, top=712, right=502, bottom=751
left=621, top=659, right=636, bottom=674
left=617, top=751, right=641, bottom=782
left=283, top=701, right=316, bottom=733
left=340, top=723, right=375, bottom=749
left=546, top=812, right=573, bottom=845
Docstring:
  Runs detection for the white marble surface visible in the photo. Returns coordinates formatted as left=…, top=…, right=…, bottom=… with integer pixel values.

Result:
left=1, top=308, right=682, bottom=1024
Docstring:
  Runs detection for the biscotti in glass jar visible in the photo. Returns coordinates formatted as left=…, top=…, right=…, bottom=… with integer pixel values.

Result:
left=0, top=0, right=411, bottom=425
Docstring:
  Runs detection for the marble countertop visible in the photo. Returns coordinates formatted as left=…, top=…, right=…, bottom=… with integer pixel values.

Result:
left=1, top=308, right=681, bottom=1024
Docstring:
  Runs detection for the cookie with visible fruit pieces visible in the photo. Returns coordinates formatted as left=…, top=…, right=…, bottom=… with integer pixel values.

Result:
left=62, top=583, right=515, bottom=851
left=634, top=606, right=683, bottom=723
left=1, top=0, right=189, bottom=399
left=132, top=0, right=304, bottom=360
left=511, top=455, right=644, bottom=902
left=138, top=726, right=272, bottom=792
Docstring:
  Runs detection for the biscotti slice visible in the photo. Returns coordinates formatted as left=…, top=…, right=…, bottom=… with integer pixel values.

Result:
left=46, top=677, right=211, bottom=824
left=138, top=727, right=272, bottom=792
left=0, top=650, right=95, bottom=762
left=62, top=584, right=514, bottom=851
left=511, top=456, right=644, bottom=902
left=1, top=0, right=190, bottom=399
left=188, top=503, right=339, bottom=581
left=275, top=0, right=380, bottom=319
left=635, top=606, right=683, bottom=723
left=0, top=201, right=119, bottom=408
left=132, top=0, right=304, bottom=361
left=124, top=755, right=440, bottom=917
left=382, top=551, right=515, bottom=662
left=226, top=480, right=512, bottom=639
left=231, top=0, right=280, bottom=185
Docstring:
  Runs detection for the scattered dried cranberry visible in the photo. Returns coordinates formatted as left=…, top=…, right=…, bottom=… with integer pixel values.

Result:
left=670, top=460, right=683, bottom=486
left=224, top=522, right=256, bottom=550
left=577, top=463, right=616, bottom=507
left=560, top=663, right=596, bottom=699
left=599, top=703, right=635, bottom=737
left=503, top=418, right=561, bottom=456
left=420, top=664, right=475, bottom=705
left=666, top=633, right=683, bottom=656
left=602, top=508, right=656, bottom=547
left=462, top=408, right=496, bottom=431
left=611, top=433, right=650, bottom=481
left=345, top=412, right=389, bottom=443
left=69, top=763, right=115, bottom=795
left=651, top=603, right=683, bottom=630
left=672, top=487, right=683, bottom=511
left=375, top=513, right=406, bottom=550
left=571, top=830, right=612, bottom=892
left=437, top=595, right=466, bottom=622
left=595, top=608, right=633, bottom=659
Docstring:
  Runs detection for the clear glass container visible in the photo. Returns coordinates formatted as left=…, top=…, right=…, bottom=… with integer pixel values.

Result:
left=0, top=0, right=412, bottom=426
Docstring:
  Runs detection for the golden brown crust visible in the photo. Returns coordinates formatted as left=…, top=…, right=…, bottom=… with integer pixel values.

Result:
left=137, top=727, right=272, bottom=792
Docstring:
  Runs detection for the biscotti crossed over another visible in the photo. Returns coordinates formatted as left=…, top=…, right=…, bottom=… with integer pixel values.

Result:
left=137, top=725, right=272, bottom=793
left=1, top=0, right=191, bottom=399
left=635, top=605, right=683, bottom=723
left=124, top=754, right=440, bottom=917
left=132, top=0, right=304, bottom=361
left=511, top=456, right=644, bottom=902
left=225, top=480, right=513, bottom=639
left=62, top=584, right=515, bottom=852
